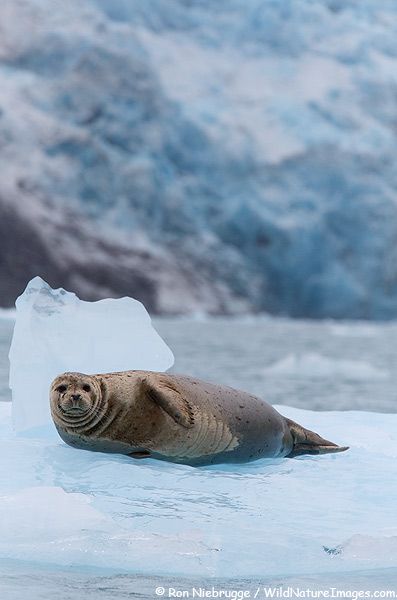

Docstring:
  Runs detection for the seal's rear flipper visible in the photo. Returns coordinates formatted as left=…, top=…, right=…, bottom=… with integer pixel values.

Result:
left=285, top=418, right=349, bottom=457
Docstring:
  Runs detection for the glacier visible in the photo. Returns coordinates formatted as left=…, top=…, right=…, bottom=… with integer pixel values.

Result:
left=1, top=0, right=397, bottom=318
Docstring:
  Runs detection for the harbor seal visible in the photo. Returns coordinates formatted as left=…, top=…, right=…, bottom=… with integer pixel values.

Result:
left=50, top=371, right=348, bottom=466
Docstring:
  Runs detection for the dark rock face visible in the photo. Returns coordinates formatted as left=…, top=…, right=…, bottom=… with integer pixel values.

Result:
left=0, top=194, right=247, bottom=314
left=0, top=198, right=157, bottom=310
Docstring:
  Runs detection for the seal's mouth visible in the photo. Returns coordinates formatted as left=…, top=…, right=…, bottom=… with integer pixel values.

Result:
left=59, top=405, right=90, bottom=417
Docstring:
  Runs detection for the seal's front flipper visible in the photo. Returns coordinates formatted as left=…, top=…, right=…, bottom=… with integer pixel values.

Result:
left=128, top=450, right=151, bottom=459
left=141, top=377, right=194, bottom=429
left=285, top=418, right=349, bottom=457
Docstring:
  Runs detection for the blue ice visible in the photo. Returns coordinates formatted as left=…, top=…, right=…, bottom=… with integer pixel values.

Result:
left=2, top=279, right=397, bottom=579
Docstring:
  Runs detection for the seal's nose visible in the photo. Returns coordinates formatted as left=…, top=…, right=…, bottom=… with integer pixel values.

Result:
left=71, top=394, right=81, bottom=402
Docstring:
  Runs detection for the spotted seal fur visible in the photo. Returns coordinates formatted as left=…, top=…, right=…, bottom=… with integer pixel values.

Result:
left=50, top=371, right=348, bottom=466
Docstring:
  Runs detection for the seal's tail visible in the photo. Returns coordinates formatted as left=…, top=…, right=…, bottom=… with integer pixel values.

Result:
left=285, top=418, right=349, bottom=457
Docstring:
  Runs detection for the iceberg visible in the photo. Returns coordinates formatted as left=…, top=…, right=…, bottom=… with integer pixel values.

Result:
left=0, top=308, right=16, bottom=321
left=264, top=353, right=389, bottom=381
left=0, top=400, right=396, bottom=578
left=3, top=278, right=397, bottom=580
left=8, top=277, right=174, bottom=434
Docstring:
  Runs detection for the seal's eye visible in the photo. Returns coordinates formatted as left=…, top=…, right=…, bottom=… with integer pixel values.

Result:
left=82, top=384, right=91, bottom=393
left=56, top=385, right=67, bottom=394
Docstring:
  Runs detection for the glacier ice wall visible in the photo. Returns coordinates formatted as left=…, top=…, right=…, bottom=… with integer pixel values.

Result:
left=1, top=1, right=397, bottom=317
left=9, top=277, right=173, bottom=433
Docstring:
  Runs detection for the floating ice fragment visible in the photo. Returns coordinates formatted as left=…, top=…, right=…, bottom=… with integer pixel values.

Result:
left=264, top=352, right=388, bottom=381
left=326, top=322, right=382, bottom=338
left=0, top=308, right=16, bottom=321
left=9, top=277, right=174, bottom=433
left=0, top=401, right=396, bottom=577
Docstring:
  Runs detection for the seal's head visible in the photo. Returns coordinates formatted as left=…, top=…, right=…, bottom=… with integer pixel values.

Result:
left=50, top=372, right=102, bottom=427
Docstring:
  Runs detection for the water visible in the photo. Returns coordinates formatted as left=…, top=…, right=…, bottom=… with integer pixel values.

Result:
left=2, top=315, right=397, bottom=412
left=2, top=561, right=397, bottom=600
left=158, top=317, right=397, bottom=413
left=1, top=315, right=397, bottom=597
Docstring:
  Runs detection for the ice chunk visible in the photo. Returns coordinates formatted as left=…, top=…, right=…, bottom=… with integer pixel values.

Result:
left=264, top=352, right=388, bottom=381
left=0, top=401, right=396, bottom=577
left=0, top=308, right=16, bottom=321
left=0, top=487, right=110, bottom=542
left=337, top=534, right=397, bottom=563
left=9, top=277, right=174, bottom=433
left=327, top=322, right=383, bottom=338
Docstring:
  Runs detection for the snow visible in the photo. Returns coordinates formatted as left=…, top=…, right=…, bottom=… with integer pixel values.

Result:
left=8, top=277, right=174, bottom=433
